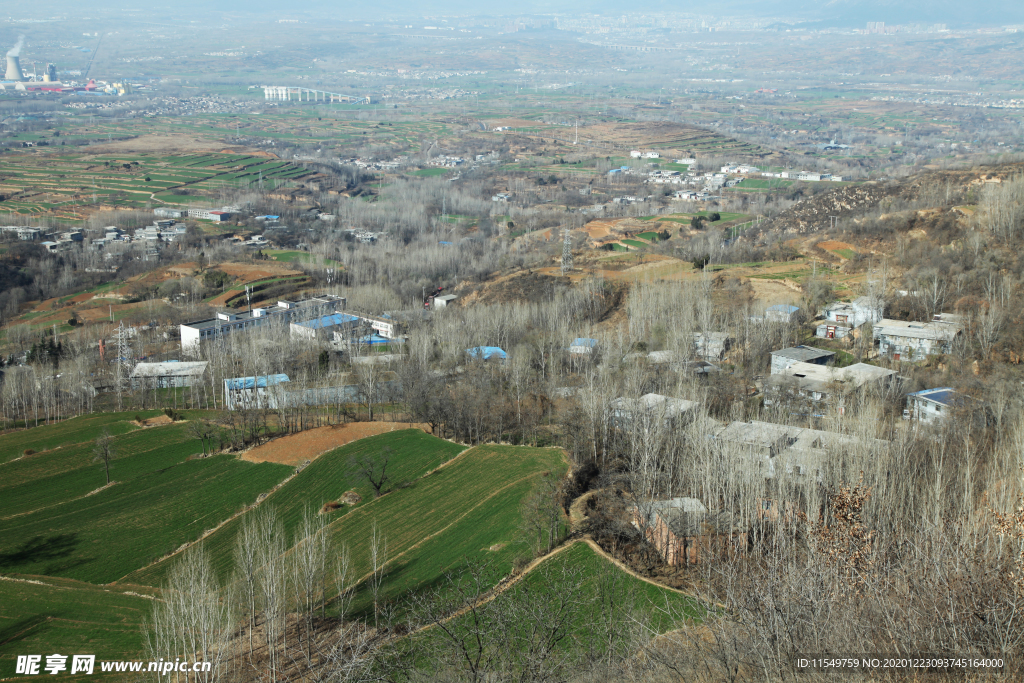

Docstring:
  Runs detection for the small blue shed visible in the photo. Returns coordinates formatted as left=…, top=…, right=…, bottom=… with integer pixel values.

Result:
left=466, top=346, right=507, bottom=361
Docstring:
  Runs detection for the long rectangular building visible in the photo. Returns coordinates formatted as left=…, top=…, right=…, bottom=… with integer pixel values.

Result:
left=180, top=295, right=345, bottom=351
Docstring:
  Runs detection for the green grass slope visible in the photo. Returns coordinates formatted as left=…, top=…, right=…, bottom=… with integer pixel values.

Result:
left=402, top=541, right=701, bottom=677
left=0, top=455, right=291, bottom=583
left=0, top=576, right=157, bottom=676
left=542, top=542, right=703, bottom=628
left=0, top=411, right=165, bottom=465
left=328, top=443, right=567, bottom=615
left=0, top=422, right=211, bottom=520
left=124, top=430, right=465, bottom=586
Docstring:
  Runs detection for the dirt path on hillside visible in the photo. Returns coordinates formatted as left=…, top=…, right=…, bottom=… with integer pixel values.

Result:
left=241, top=422, right=431, bottom=466
left=407, top=536, right=694, bottom=639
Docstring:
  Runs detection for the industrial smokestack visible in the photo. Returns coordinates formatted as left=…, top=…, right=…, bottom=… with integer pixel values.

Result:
left=5, top=55, right=25, bottom=82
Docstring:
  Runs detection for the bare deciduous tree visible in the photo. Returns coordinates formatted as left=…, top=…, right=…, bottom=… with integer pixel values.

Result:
left=93, top=429, right=117, bottom=485
left=349, top=446, right=392, bottom=498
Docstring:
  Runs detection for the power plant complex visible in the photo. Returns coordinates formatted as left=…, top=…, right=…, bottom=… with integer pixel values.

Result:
left=1, top=36, right=122, bottom=95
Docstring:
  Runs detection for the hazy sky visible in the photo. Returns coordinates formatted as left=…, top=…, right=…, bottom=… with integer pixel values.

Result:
left=12, top=0, right=1024, bottom=26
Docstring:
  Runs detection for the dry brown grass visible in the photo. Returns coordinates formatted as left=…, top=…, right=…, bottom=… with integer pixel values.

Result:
left=241, top=422, right=431, bottom=466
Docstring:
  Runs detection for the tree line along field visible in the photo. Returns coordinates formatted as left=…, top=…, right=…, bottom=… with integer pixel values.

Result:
left=3, top=421, right=669, bottom=673
left=0, top=152, right=311, bottom=217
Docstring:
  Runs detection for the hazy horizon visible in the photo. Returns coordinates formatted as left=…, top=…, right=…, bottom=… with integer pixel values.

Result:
left=4, top=0, right=1023, bottom=28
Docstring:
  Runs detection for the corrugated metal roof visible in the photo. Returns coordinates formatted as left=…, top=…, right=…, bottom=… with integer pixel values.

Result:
left=131, top=361, right=208, bottom=378
left=771, top=346, right=834, bottom=362
left=356, top=334, right=391, bottom=345
left=224, top=374, right=290, bottom=390
left=466, top=346, right=507, bottom=360
left=570, top=338, right=598, bottom=348
left=294, top=313, right=360, bottom=330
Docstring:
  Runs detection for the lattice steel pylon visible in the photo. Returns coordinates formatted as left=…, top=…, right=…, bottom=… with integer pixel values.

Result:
left=561, top=228, right=573, bottom=276
left=115, top=321, right=135, bottom=397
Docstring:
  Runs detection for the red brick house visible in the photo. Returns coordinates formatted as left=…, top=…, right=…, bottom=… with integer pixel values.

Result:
left=632, top=497, right=747, bottom=567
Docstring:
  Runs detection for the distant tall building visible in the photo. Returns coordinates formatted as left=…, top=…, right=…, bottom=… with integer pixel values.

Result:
left=43, top=63, right=57, bottom=82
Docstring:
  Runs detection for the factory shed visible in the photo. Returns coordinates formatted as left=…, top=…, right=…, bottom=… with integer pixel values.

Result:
left=290, top=313, right=361, bottom=340
left=130, top=361, right=208, bottom=389
left=224, top=374, right=290, bottom=410
left=355, top=333, right=392, bottom=345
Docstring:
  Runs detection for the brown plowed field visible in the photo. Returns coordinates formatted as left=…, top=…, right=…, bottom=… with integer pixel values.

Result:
left=217, top=263, right=301, bottom=281
left=817, top=240, right=854, bottom=252
left=207, top=289, right=243, bottom=307
left=76, top=301, right=151, bottom=322
left=241, top=421, right=431, bottom=466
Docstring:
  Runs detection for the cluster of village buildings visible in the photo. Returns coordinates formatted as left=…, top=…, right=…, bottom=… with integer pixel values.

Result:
left=121, top=287, right=974, bottom=573
left=608, top=154, right=846, bottom=200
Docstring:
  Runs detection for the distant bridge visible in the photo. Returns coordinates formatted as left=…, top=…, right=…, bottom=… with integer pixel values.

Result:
left=262, top=86, right=368, bottom=104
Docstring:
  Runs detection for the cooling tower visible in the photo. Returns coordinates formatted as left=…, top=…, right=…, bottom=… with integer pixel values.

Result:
left=44, top=63, right=56, bottom=82
left=5, top=55, right=25, bottom=82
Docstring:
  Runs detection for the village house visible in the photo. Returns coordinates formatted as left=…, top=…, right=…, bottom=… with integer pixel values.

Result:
left=694, top=332, right=731, bottom=361
left=766, top=361, right=897, bottom=406
left=873, top=318, right=962, bottom=361
left=610, top=393, right=698, bottom=430
left=568, top=337, right=598, bottom=355
left=432, top=294, right=458, bottom=309
left=770, top=346, right=835, bottom=375
left=632, top=497, right=746, bottom=566
left=904, top=387, right=969, bottom=424
left=763, top=304, right=801, bottom=324
left=713, top=420, right=887, bottom=481
left=817, top=296, right=883, bottom=339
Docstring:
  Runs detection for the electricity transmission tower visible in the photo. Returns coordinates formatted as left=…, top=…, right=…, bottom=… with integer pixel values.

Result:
left=114, top=321, right=135, bottom=408
left=561, top=228, right=573, bottom=276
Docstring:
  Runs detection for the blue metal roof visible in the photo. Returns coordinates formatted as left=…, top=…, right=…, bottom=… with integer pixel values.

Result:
left=356, top=334, right=391, bottom=345
left=571, top=338, right=598, bottom=348
left=294, top=313, right=360, bottom=330
left=466, top=346, right=507, bottom=360
left=767, top=304, right=800, bottom=313
left=908, top=387, right=956, bottom=406
left=224, top=374, right=290, bottom=390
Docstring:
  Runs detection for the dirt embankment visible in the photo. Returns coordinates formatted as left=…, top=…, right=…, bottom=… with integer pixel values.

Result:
left=241, top=422, right=431, bottom=466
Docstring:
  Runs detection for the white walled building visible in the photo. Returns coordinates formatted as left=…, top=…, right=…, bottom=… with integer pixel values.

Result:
left=180, top=296, right=345, bottom=351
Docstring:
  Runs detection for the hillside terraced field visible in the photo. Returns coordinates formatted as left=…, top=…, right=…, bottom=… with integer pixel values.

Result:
left=0, top=151, right=310, bottom=218
left=125, top=429, right=467, bottom=586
